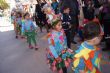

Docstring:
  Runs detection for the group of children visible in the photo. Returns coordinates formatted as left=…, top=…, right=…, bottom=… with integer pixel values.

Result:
left=11, top=4, right=104, bottom=73
left=46, top=5, right=103, bottom=73
left=11, top=11, right=38, bottom=50
left=46, top=18, right=102, bottom=73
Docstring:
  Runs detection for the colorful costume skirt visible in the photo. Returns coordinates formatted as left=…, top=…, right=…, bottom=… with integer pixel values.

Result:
left=46, top=48, right=74, bottom=71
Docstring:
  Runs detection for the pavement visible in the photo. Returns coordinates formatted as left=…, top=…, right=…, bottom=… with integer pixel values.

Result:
left=0, top=17, right=110, bottom=73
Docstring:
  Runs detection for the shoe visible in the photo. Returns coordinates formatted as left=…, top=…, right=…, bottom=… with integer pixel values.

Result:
left=71, top=41, right=77, bottom=44
left=21, top=36, right=25, bottom=39
left=29, top=45, right=33, bottom=49
left=16, top=35, right=18, bottom=39
left=35, top=46, right=39, bottom=50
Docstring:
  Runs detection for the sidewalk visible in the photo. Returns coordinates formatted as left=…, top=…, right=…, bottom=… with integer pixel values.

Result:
left=0, top=17, right=14, bottom=32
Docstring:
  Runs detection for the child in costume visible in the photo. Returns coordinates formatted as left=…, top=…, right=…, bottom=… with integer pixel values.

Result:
left=78, top=16, right=104, bottom=42
left=46, top=19, right=73, bottom=73
left=72, top=21, right=103, bottom=73
left=15, top=12, right=22, bottom=38
left=11, top=11, right=17, bottom=37
left=22, top=12, right=38, bottom=50
left=21, top=16, right=26, bottom=39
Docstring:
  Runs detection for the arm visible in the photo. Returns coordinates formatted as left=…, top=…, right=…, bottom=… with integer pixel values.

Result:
left=62, top=30, right=68, bottom=49
left=31, top=20, right=36, bottom=30
left=48, top=34, right=58, bottom=58
left=21, top=20, right=25, bottom=35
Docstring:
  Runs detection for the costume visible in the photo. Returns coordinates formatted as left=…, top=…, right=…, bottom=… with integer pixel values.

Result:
left=72, top=41, right=101, bottom=73
left=16, top=17, right=22, bottom=35
left=46, top=30, right=73, bottom=71
left=11, top=15, right=16, bottom=32
left=22, top=19, right=37, bottom=45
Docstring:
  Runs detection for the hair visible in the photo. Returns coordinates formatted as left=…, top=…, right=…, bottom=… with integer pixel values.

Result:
left=63, top=6, right=69, bottom=12
left=24, top=12, right=30, bottom=18
left=83, top=21, right=101, bottom=40
left=16, top=12, right=22, bottom=18
left=52, top=19, right=62, bottom=28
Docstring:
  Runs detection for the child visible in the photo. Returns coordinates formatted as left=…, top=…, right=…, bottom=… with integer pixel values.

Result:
left=61, top=7, right=71, bottom=48
left=46, top=19, right=73, bottom=73
left=15, top=12, right=22, bottom=38
left=22, top=12, right=38, bottom=50
left=72, top=21, right=102, bottom=73
left=78, top=15, right=104, bottom=42
left=11, top=11, right=17, bottom=37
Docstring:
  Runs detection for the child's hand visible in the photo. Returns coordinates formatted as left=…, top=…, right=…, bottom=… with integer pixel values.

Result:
left=35, top=29, right=38, bottom=32
left=56, top=57, right=62, bottom=62
left=79, top=70, right=85, bottom=73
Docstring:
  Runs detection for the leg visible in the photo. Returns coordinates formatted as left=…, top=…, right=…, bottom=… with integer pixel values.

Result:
left=15, top=25, right=19, bottom=38
left=71, top=25, right=77, bottom=44
left=32, top=31, right=37, bottom=45
left=78, top=29, right=84, bottom=41
left=103, top=21, right=110, bottom=51
left=31, top=31, right=38, bottom=50
left=27, top=32, right=33, bottom=49
left=65, top=30, right=71, bottom=48
left=62, top=67, right=67, bottom=73
left=19, top=25, right=22, bottom=36
left=75, top=16, right=79, bottom=33
left=39, top=21, right=43, bottom=32
left=45, top=24, right=49, bottom=33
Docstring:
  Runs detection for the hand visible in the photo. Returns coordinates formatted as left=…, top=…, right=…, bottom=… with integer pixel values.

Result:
left=56, top=57, right=61, bottom=62
left=79, top=70, right=85, bottom=73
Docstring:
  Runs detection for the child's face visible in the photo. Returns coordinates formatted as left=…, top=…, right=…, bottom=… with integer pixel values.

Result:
left=55, top=21, right=62, bottom=31
left=25, top=14, right=30, bottom=19
left=52, top=0, right=56, bottom=2
left=64, top=8, right=70, bottom=14
left=18, top=14, right=20, bottom=17
left=92, top=35, right=102, bottom=45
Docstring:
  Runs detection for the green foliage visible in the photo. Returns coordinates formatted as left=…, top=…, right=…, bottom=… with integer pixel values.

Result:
left=0, top=0, right=9, bottom=10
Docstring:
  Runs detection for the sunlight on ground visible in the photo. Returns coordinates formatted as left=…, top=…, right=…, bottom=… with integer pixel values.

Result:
left=0, top=25, right=14, bottom=32
left=0, top=17, right=14, bottom=32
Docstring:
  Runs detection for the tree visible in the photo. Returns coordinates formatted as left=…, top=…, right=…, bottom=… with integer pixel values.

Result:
left=0, top=0, right=9, bottom=10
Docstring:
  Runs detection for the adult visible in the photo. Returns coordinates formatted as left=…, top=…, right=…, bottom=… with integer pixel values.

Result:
left=82, top=0, right=94, bottom=20
left=51, top=0, right=59, bottom=14
left=100, top=2, right=110, bottom=51
left=35, top=3, right=48, bottom=32
left=93, top=0, right=101, bottom=16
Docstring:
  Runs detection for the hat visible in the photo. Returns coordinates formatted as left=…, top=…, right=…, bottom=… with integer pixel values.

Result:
left=52, top=18, right=61, bottom=26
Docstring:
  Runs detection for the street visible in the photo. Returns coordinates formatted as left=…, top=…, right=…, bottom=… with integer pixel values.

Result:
left=0, top=17, right=110, bottom=73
